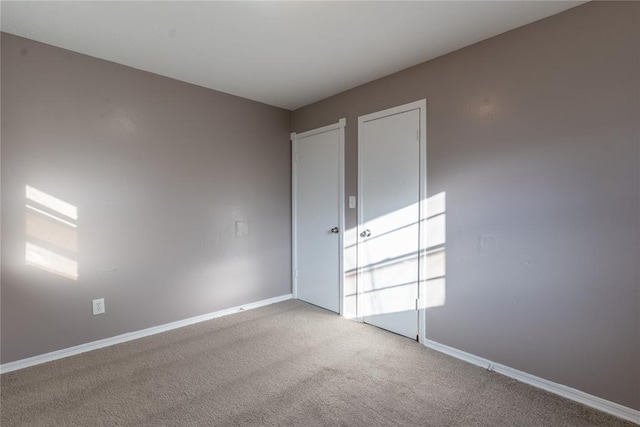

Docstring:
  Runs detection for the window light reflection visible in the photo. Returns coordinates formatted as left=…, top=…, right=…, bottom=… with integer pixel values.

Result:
left=26, top=242, right=78, bottom=280
left=24, top=185, right=79, bottom=280
left=26, top=185, right=78, bottom=220
left=354, top=192, right=447, bottom=317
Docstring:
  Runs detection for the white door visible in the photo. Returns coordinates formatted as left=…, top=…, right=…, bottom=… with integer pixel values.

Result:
left=358, top=101, right=426, bottom=339
left=292, top=120, right=345, bottom=314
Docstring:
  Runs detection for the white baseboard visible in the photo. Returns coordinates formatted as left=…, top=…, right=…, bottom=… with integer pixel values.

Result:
left=422, top=338, right=639, bottom=425
left=0, top=293, right=293, bottom=374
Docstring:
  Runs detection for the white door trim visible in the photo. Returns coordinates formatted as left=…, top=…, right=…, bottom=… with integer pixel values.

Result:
left=291, top=118, right=346, bottom=315
left=357, top=100, right=427, bottom=342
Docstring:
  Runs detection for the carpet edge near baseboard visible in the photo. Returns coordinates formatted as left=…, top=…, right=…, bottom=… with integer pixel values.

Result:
left=2, top=296, right=636, bottom=425
left=422, top=338, right=639, bottom=425
left=0, top=293, right=293, bottom=375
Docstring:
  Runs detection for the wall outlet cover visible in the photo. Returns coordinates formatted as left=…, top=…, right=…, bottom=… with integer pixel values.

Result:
left=235, top=221, right=249, bottom=237
left=92, top=298, right=105, bottom=315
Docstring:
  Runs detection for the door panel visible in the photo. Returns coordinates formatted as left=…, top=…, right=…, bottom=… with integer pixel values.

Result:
left=359, top=109, right=420, bottom=338
left=295, top=128, right=341, bottom=313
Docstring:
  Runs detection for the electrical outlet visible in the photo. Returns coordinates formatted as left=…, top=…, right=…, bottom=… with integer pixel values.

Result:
left=92, top=298, right=105, bottom=315
left=235, top=221, right=249, bottom=237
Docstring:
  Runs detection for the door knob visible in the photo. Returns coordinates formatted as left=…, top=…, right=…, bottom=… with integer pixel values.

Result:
left=360, top=229, right=371, bottom=238
left=330, top=227, right=339, bottom=234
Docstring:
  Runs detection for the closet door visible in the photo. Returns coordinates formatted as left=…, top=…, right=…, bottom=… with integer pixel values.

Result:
left=292, top=121, right=345, bottom=313
left=358, top=102, right=425, bottom=339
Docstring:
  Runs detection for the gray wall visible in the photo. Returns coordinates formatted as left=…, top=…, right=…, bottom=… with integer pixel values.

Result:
left=1, top=33, right=292, bottom=364
left=292, top=2, right=639, bottom=410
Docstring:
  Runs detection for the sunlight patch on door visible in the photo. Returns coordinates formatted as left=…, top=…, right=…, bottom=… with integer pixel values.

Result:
left=25, top=185, right=78, bottom=280
left=355, top=192, right=447, bottom=317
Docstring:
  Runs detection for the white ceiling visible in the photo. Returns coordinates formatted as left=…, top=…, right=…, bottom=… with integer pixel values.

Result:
left=1, top=1, right=584, bottom=110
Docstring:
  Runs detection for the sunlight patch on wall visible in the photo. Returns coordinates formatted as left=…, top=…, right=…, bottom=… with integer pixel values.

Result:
left=25, top=242, right=78, bottom=280
left=25, top=185, right=78, bottom=280
left=423, top=248, right=446, bottom=309
left=421, top=191, right=446, bottom=309
left=26, top=185, right=77, bottom=220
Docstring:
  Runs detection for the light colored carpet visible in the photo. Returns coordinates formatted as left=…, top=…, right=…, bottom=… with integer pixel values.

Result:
left=0, top=299, right=633, bottom=426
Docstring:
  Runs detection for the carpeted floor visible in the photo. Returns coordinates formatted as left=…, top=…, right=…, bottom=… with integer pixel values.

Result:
left=0, top=299, right=633, bottom=426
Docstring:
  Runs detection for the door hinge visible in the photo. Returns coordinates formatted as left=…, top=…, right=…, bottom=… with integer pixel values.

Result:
left=416, top=128, right=420, bottom=141
left=415, top=298, right=420, bottom=310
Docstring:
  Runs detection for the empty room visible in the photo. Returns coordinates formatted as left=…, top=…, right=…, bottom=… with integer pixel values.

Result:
left=1, top=1, right=638, bottom=425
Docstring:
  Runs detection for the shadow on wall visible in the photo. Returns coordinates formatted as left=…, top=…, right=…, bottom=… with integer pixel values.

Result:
left=344, top=192, right=447, bottom=317
left=24, top=185, right=79, bottom=280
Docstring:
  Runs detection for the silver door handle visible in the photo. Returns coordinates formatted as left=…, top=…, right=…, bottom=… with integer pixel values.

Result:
left=360, top=229, right=371, bottom=238
left=330, top=227, right=339, bottom=234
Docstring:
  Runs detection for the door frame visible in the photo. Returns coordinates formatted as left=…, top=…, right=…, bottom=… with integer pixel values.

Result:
left=356, top=100, right=427, bottom=342
left=291, top=118, right=346, bottom=315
